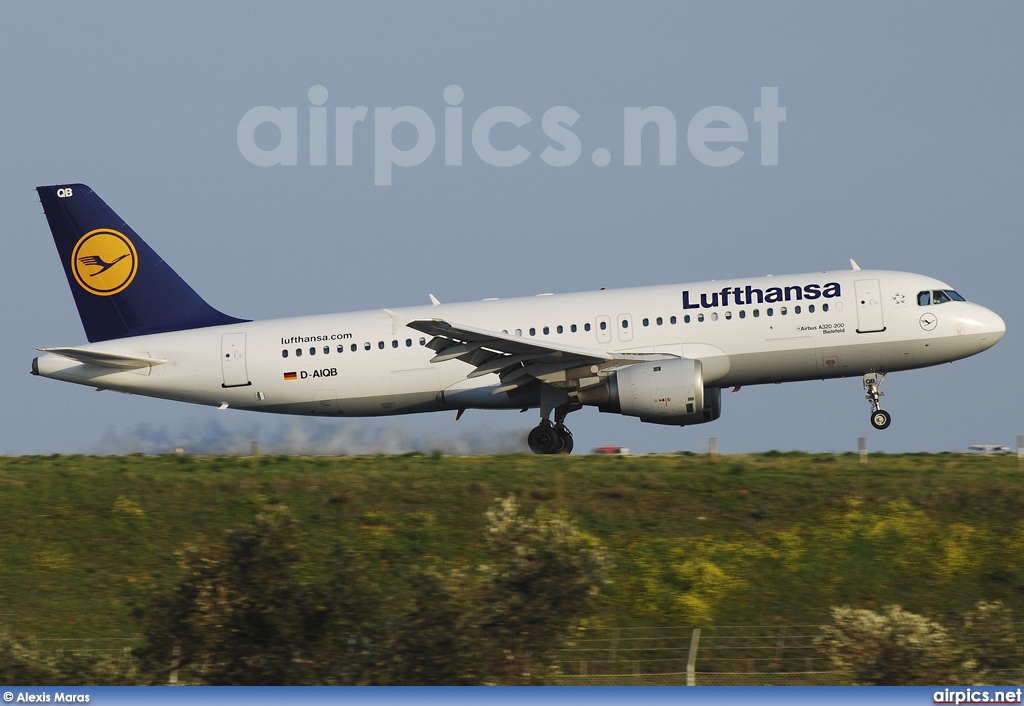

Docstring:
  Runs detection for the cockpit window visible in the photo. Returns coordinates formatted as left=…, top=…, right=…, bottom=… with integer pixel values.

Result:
left=920, top=289, right=966, bottom=306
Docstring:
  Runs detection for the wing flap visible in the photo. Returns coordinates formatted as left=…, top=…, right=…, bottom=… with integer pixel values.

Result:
left=404, top=317, right=678, bottom=393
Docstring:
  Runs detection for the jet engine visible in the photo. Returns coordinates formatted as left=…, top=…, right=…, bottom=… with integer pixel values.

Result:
left=577, top=358, right=722, bottom=426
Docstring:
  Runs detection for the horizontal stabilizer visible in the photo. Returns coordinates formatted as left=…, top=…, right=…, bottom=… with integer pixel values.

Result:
left=40, top=347, right=166, bottom=370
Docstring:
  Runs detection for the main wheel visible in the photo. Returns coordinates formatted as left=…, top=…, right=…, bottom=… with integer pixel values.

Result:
left=870, top=409, right=892, bottom=430
left=528, top=424, right=562, bottom=454
left=556, top=427, right=574, bottom=455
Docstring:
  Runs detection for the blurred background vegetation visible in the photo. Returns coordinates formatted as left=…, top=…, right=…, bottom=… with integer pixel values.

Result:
left=1, top=451, right=1022, bottom=684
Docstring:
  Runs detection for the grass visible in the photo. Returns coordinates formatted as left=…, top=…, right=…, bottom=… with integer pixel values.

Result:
left=1, top=452, right=1023, bottom=638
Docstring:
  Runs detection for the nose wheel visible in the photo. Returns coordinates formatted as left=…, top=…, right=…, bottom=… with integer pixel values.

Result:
left=870, top=409, right=891, bottom=430
left=864, top=373, right=891, bottom=430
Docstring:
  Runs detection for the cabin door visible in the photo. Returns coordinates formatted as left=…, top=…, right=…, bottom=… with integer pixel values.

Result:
left=854, top=279, right=886, bottom=333
left=221, top=332, right=250, bottom=387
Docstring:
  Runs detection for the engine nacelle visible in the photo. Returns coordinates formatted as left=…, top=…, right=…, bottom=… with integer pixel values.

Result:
left=578, top=358, right=722, bottom=426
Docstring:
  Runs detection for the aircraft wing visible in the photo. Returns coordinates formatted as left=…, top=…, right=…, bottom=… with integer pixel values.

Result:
left=400, top=315, right=677, bottom=394
left=40, top=347, right=166, bottom=370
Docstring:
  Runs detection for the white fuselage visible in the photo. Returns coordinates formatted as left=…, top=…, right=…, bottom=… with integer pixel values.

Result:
left=33, top=269, right=1005, bottom=419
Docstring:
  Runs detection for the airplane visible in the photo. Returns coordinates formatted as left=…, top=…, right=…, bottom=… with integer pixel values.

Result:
left=31, top=184, right=1006, bottom=454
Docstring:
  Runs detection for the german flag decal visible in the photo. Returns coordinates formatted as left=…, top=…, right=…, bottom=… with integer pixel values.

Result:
left=283, top=372, right=297, bottom=381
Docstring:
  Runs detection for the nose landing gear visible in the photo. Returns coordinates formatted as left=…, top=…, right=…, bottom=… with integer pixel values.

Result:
left=864, top=373, right=891, bottom=430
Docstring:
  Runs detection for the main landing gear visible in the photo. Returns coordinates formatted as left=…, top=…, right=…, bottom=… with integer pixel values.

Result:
left=528, top=388, right=580, bottom=454
left=527, top=420, right=574, bottom=455
left=863, top=372, right=891, bottom=430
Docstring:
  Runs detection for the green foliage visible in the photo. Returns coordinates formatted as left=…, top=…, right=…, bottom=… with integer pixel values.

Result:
left=960, top=600, right=1023, bottom=680
left=134, top=505, right=345, bottom=685
left=818, top=605, right=963, bottom=685
left=378, top=494, right=608, bottom=684
left=375, top=567, right=480, bottom=684
left=4, top=452, right=1024, bottom=659
left=477, top=494, right=608, bottom=683
left=133, top=495, right=606, bottom=685
left=0, top=631, right=137, bottom=685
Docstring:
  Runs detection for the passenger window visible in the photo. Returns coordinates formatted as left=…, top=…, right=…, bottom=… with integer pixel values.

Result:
left=571, top=324, right=577, bottom=332
left=684, top=315, right=690, bottom=323
left=296, top=348, right=302, bottom=357
left=656, top=317, right=663, bottom=325
left=282, top=350, right=289, bottom=358
left=822, top=303, right=829, bottom=312
left=324, top=346, right=330, bottom=354
left=543, top=326, right=550, bottom=335
left=392, top=340, right=398, bottom=348
left=529, top=328, right=536, bottom=336
left=364, top=342, right=371, bottom=351
left=310, top=347, right=316, bottom=355
left=406, top=339, right=412, bottom=347
left=585, top=323, right=591, bottom=331
left=725, top=311, right=732, bottom=320
left=670, top=316, right=677, bottom=324
left=643, top=318, right=649, bottom=327
left=697, top=313, right=705, bottom=322
left=351, top=344, right=357, bottom=352
left=739, top=310, right=746, bottom=319
left=515, top=329, right=522, bottom=336
left=378, top=341, right=385, bottom=349
left=767, top=308, right=774, bottom=316
left=753, top=309, right=760, bottom=318
left=780, top=307, right=787, bottom=315
left=808, top=304, right=815, bottom=313
left=557, top=325, right=563, bottom=333
left=794, top=305, right=801, bottom=314
left=622, top=320, right=629, bottom=329
left=599, top=321, right=607, bottom=330
left=710, top=312, right=718, bottom=321
left=337, top=345, right=344, bottom=353
left=420, top=338, right=426, bottom=346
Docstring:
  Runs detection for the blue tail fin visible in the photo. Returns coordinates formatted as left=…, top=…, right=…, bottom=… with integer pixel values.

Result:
left=37, top=184, right=248, bottom=342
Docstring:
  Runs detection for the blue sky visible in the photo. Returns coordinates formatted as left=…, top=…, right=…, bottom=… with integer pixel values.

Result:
left=2, top=2, right=1021, bottom=455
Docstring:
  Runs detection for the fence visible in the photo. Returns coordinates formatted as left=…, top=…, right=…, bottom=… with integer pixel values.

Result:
left=16, top=623, right=1024, bottom=686
left=555, top=624, right=1024, bottom=686
left=554, top=624, right=843, bottom=685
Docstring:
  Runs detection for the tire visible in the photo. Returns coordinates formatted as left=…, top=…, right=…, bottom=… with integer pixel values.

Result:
left=528, top=425, right=561, bottom=454
left=870, top=409, right=892, bottom=430
left=557, top=428, right=574, bottom=455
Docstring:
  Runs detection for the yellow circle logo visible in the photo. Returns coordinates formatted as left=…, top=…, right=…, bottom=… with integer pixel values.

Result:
left=71, top=229, right=139, bottom=296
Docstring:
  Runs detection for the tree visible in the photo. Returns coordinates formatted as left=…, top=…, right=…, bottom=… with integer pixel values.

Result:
left=819, top=605, right=964, bottom=685
left=379, top=495, right=609, bottom=685
left=135, top=504, right=375, bottom=685
left=960, top=600, right=1022, bottom=682
left=138, top=496, right=607, bottom=685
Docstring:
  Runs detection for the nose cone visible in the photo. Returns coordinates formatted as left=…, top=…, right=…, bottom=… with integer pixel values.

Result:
left=975, top=306, right=1005, bottom=352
